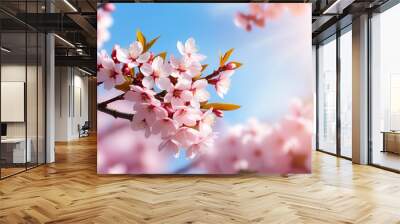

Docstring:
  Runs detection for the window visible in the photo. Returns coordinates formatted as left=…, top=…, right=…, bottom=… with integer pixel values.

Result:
left=339, top=28, right=352, bottom=158
left=370, top=3, right=400, bottom=171
left=0, top=1, right=46, bottom=179
left=317, top=36, right=337, bottom=154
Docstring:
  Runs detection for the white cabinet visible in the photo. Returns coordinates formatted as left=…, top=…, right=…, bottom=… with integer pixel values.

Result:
left=1, top=138, right=32, bottom=163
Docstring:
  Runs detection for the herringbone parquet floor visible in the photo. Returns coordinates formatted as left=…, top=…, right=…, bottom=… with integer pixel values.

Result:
left=1, top=135, right=400, bottom=224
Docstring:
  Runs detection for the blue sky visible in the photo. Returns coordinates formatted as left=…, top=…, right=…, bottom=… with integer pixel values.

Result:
left=101, top=3, right=312, bottom=172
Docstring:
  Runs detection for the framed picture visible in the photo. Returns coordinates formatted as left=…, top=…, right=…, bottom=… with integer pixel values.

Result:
left=97, top=3, right=313, bottom=174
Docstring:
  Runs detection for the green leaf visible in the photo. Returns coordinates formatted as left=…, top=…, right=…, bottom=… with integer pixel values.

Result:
left=220, top=48, right=234, bottom=66
left=145, top=36, right=160, bottom=52
left=136, top=30, right=146, bottom=47
left=201, top=103, right=241, bottom=111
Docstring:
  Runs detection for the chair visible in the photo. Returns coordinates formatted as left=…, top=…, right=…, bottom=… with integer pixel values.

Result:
left=78, top=121, right=90, bottom=138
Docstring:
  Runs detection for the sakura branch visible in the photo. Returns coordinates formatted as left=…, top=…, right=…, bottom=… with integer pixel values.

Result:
left=234, top=3, right=305, bottom=32
left=97, top=31, right=242, bottom=159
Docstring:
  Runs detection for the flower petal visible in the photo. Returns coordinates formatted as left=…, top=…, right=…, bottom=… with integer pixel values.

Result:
left=157, top=77, right=173, bottom=91
left=173, top=127, right=200, bottom=148
left=137, top=52, right=151, bottom=63
left=192, top=79, right=208, bottom=89
left=185, top=38, right=197, bottom=54
left=114, top=74, right=125, bottom=85
left=177, top=41, right=185, bottom=56
left=195, top=89, right=210, bottom=102
left=159, top=139, right=180, bottom=158
left=175, top=78, right=191, bottom=90
left=171, top=97, right=184, bottom=109
left=180, top=90, right=193, bottom=102
left=142, top=76, right=155, bottom=89
left=140, top=63, right=153, bottom=76
left=152, top=56, right=163, bottom=71
left=169, top=54, right=180, bottom=68
left=129, top=41, right=143, bottom=58
left=115, top=46, right=129, bottom=63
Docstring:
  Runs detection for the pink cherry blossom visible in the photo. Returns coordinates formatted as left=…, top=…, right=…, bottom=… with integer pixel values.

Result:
left=97, top=49, right=109, bottom=72
left=97, top=5, right=113, bottom=49
left=212, top=109, right=224, bottom=118
left=234, top=12, right=252, bottom=32
left=97, top=57, right=125, bottom=90
left=173, top=127, right=200, bottom=148
left=140, top=56, right=171, bottom=89
left=134, top=102, right=167, bottom=126
left=177, top=38, right=206, bottom=62
left=111, top=45, right=128, bottom=64
left=213, top=70, right=234, bottom=98
left=234, top=3, right=306, bottom=32
left=124, top=85, right=157, bottom=104
left=170, top=54, right=202, bottom=80
left=199, top=127, right=248, bottom=174
left=173, top=107, right=202, bottom=127
left=187, top=133, right=214, bottom=159
left=115, top=41, right=151, bottom=68
left=152, top=117, right=178, bottom=138
left=130, top=112, right=152, bottom=138
left=98, top=32, right=242, bottom=160
left=198, top=109, right=216, bottom=136
left=102, top=3, right=115, bottom=12
left=158, top=138, right=180, bottom=158
left=163, top=79, right=193, bottom=109
left=196, top=100, right=312, bottom=174
left=190, top=79, right=210, bottom=107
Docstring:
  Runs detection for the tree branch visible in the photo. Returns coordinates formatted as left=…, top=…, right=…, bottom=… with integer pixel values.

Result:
left=155, top=90, right=167, bottom=101
left=204, top=70, right=220, bottom=80
left=98, top=104, right=134, bottom=121
left=98, top=94, right=134, bottom=121
left=204, top=66, right=226, bottom=80
left=98, top=94, right=125, bottom=107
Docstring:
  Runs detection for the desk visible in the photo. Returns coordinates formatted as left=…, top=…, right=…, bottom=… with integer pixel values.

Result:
left=382, top=131, right=400, bottom=154
left=1, top=138, right=31, bottom=163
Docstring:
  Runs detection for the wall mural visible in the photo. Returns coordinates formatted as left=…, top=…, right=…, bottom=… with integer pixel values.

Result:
left=97, top=3, right=313, bottom=174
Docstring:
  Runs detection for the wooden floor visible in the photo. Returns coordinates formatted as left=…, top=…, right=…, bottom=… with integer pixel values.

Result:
left=1, top=136, right=400, bottom=224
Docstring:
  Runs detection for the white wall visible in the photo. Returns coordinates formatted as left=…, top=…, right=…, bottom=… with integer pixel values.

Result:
left=370, top=4, right=400, bottom=159
left=55, top=66, right=69, bottom=141
left=1, top=65, right=37, bottom=138
left=54, top=67, right=89, bottom=141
